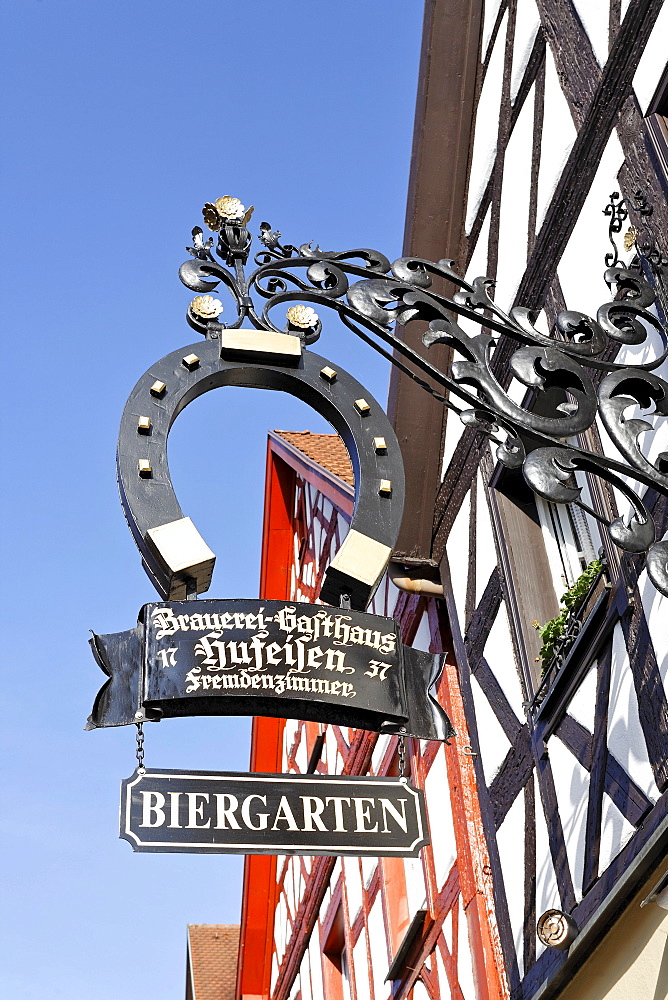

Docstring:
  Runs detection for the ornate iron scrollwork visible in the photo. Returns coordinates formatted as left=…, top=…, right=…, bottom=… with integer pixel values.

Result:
left=178, top=196, right=668, bottom=598
left=604, top=189, right=667, bottom=270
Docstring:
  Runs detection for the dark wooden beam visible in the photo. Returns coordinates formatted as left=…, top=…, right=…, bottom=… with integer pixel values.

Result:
left=517, top=0, right=667, bottom=312
left=555, top=713, right=653, bottom=825
left=524, top=778, right=537, bottom=973
left=489, top=726, right=534, bottom=828
left=582, top=643, right=612, bottom=893
left=388, top=0, right=484, bottom=560
left=535, top=754, right=577, bottom=913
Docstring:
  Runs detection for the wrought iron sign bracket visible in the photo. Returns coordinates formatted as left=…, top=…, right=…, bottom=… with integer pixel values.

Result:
left=169, top=195, right=668, bottom=600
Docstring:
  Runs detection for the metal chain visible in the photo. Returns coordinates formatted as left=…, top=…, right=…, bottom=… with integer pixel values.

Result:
left=398, top=734, right=407, bottom=780
left=135, top=722, right=145, bottom=773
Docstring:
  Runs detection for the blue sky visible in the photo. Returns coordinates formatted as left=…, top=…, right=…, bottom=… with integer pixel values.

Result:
left=1, top=3, right=423, bottom=998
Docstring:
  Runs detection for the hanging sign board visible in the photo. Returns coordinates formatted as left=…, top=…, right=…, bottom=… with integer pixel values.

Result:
left=88, top=599, right=453, bottom=741
left=120, top=768, right=429, bottom=857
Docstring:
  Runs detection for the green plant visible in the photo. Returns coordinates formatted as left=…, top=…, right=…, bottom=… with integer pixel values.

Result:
left=532, top=558, right=603, bottom=675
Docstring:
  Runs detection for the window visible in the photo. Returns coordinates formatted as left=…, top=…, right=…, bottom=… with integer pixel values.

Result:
left=536, top=497, right=598, bottom=594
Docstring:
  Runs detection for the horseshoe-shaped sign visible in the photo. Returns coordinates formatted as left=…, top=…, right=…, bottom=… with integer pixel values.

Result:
left=117, top=330, right=405, bottom=611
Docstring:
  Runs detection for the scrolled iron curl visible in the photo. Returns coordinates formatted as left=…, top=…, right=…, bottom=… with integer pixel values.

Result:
left=523, top=446, right=661, bottom=573
left=424, top=317, right=598, bottom=438
left=458, top=408, right=526, bottom=469
left=646, top=541, right=668, bottom=596
left=248, top=252, right=665, bottom=454
left=598, top=370, right=668, bottom=490
left=177, top=229, right=668, bottom=595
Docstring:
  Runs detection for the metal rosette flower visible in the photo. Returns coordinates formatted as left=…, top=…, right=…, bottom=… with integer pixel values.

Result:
left=202, top=196, right=253, bottom=266
left=286, top=304, right=322, bottom=345
left=186, top=295, right=224, bottom=336
left=203, top=196, right=247, bottom=231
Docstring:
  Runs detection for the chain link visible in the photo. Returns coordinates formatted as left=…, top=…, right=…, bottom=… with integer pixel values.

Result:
left=135, top=722, right=145, bottom=773
left=398, top=734, right=407, bottom=779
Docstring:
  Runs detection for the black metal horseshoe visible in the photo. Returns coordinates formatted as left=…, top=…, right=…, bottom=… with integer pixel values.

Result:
left=116, top=334, right=405, bottom=610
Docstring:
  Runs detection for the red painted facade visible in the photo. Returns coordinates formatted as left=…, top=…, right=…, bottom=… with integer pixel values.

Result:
left=236, top=432, right=508, bottom=1000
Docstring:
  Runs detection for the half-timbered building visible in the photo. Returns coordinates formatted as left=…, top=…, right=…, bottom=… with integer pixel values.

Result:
left=235, top=2, right=668, bottom=999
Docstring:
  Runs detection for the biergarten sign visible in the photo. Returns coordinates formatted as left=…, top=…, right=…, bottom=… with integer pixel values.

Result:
left=88, top=599, right=451, bottom=741
left=88, top=194, right=457, bottom=858
left=120, top=770, right=429, bottom=857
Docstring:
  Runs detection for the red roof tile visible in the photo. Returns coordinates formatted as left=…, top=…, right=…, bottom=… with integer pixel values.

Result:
left=187, top=924, right=239, bottom=1000
left=273, top=430, right=354, bottom=485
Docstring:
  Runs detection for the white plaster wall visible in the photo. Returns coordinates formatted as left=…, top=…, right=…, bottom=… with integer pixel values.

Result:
left=275, top=894, right=288, bottom=963
left=384, top=577, right=403, bottom=618
left=482, top=0, right=503, bottom=61
left=458, top=896, right=479, bottom=1000
left=466, top=12, right=508, bottom=233
left=325, top=726, right=344, bottom=776
left=441, top=905, right=454, bottom=955
left=344, top=856, right=363, bottom=924
left=445, top=488, right=471, bottom=630
left=284, top=719, right=299, bottom=761
left=367, top=896, right=390, bottom=1000
left=557, top=130, right=624, bottom=318
left=471, top=671, right=513, bottom=783
left=294, top=732, right=309, bottom=773
left=464, top=201, right=492, bottom=280
left=496, top=791, right=527, bottom=976
left=598, top=789, right=637, bottom=876
left=440, top=406, right=467, bottom=480
left=412, top=980, right=430, bottom=1000
left=404, top=856, right=427, bottom=917
left=411, top=610, right=433, bottom=653
left=484, top=600, right=526, bottom=720
left=571, top=0, right=610, bottom=67
left=284, top=859, right=296, bottom=919
left=567, top=663, right=597, bottom=732
left=433, top=945, right=449, bottom=999
left=476, top=475, right=499, bottom=604
left=458, top=206, right=492, bottom=341
left=510, top=0, right=541, bottom=102
left=547, top=736, right=591, bottom=902
left=495, top=89, right=535, bottom=311
left=633, top=3, right=668, bottom=113
left=308, top=934, right=325, bottom=1000
left=639, top=566, right=668, bottom=687
left=424, top=747, right=457, bottom=887
left=371, top=734, right=392, bottom=775
left=607, top=623, right=661, bottom=805
left=361, top=855, right=376, bottom=886
left=312, top=510, right=323, bottom=557
left=536, top=48, right=577, bottom=232
left=300, top=948, right=313, bottom=1000
left=352, top=934, right=371, bottom=1000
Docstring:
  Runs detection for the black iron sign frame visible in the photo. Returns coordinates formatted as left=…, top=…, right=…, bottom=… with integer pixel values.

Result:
left=89, top=598, right=453, bottom=742
left=120, top=769, right=429, bottom=857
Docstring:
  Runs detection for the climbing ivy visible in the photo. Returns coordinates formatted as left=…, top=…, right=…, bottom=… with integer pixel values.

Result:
left=532, top=558, right=604, bottom=675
